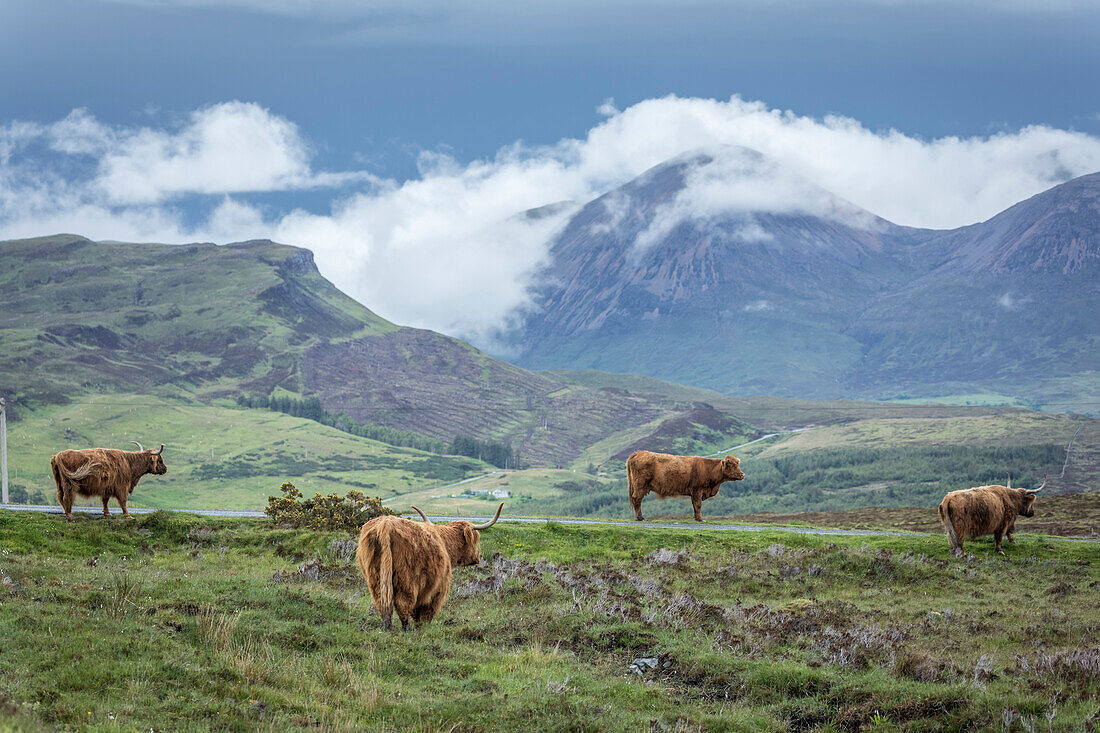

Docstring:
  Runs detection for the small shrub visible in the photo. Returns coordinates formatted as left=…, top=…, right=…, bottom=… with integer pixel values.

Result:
left=105, top=570, right=141, bottom=619
left=264, top=482, right=394, bottom=533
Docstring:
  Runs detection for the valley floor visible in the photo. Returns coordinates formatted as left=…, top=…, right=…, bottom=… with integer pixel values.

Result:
left=0, top=510, right=1097, bottom=731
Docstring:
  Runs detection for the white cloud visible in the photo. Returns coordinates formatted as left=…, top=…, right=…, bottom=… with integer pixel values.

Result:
left=3, top=94, right=1100, bottom=347
left=631, top=147, right=876, bottom=254
left=743, top=300, right=773, bottom=312
left=94, top=102, right=369, bottom=204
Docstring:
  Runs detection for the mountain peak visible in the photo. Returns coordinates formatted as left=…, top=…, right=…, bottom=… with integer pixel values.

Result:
left=938, top=171, right=1100, bottom=275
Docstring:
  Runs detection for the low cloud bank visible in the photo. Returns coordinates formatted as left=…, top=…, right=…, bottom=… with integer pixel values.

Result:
left=2, top=95, right=1100, bottom=345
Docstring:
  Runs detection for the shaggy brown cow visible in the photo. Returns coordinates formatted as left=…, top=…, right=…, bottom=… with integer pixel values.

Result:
left=355, top=503, right=503, bottom=631
left=937, top=476, right=1044, bottom=557
left=51, top=441, right=167, bottom=521
left=627, top=450, right=745, bottom=522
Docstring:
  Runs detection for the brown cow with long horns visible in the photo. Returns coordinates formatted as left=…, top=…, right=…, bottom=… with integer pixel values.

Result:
left=355, top=503, right=503, bottom=631
left=937, top=475, right=1045, bottom=557
left=50, top=441, right=167, bottom=521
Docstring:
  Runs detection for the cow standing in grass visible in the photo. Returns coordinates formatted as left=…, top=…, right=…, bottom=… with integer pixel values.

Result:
left=627, top=451, right=745, bottom=522
left=937, top=477, right=1044, bottom=557
left=50, top=441, right=167, bottom=521
left=356, top=503, right=502, bottom=631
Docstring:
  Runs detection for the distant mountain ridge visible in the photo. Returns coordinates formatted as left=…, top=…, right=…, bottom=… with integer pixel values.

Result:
left=505, top=149, right=1100, bottom=411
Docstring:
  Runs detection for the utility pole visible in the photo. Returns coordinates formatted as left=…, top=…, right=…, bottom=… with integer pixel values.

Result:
left=1, top=397, right=8, bottom=505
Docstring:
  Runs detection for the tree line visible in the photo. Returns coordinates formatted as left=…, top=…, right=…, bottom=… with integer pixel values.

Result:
left=236, top=394, right=444, bottom=453
left=447, top=435, right=522, bottom=469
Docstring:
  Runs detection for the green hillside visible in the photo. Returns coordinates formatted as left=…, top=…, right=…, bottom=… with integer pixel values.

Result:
left=0, top=235, right=714, bottom=469
left=3, top=394, right=488, bottom=511
left=0, top=234, right=394, bottom=406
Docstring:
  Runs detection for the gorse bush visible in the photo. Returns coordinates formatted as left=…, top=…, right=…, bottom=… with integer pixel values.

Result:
left=265, top=481, right=394, bottom=533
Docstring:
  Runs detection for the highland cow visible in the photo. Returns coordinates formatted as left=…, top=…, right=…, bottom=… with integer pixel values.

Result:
left=50, top=442, right=167, bottom=521
left=355, top=503, right=503, bottom=631
left=937, top=477, right=1044, bottom=557
left=627, top=450, right=745, bottom=522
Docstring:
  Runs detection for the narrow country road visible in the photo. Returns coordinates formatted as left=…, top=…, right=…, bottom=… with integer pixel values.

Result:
left=4, top=503, right=1096, bottom=542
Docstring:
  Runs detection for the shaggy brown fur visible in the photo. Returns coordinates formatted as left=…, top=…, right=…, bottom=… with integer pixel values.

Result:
left=627, top=451, right=745, bottom=522
left=355, top=504, right=501, bottom=631
left=937, top=484, right=1038, bottom=557
left=50, top=444, right=167, bottom=521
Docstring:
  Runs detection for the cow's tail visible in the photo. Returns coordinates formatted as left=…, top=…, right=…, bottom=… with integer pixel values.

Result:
left=357, top=522, right=394, bottom=625
left=57, top=461, right=99, bottom=481
left=939, top=502, right=961, bottom=556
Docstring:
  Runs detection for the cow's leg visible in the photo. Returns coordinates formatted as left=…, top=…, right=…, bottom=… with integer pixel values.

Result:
left=629, top=480, right=648, bottom=521
left=691, top=492, right=704, bottom=522
left=994, top=530, right=1005, bottom=556
left=101, top=496, right=111, bottom=516
left=394, top=589, right=416, bottom=632
left=60, top=488, right=75, bottom=522
left=118, top=494, right=132, bottom=519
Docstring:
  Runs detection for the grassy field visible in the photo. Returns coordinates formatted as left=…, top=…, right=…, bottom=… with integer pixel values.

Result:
left=4, top=394, right=488, bottom=510
left=753, top=412, right=1085, bottom=458
left=388, top=468, right=608, bottom=515
left=1, top=510, right=1097, bottom=732
left=713, top=492, right=1100, bottom=538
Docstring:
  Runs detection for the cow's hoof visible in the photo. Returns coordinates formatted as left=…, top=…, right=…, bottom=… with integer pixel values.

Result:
left=635, top=516, right=645, bottom=522
left=65, top=515, right=74, bottom=523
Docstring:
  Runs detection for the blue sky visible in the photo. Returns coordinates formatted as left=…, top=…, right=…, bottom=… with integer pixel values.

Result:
left=5, top=0, right=1100, bottom=179
left=2, top=0, right=1100, bottom=341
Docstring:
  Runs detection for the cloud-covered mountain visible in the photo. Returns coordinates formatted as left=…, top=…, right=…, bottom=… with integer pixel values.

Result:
left=503, top=148, right=1100, bottom=411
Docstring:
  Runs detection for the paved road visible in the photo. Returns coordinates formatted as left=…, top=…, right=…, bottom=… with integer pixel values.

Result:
left=5, top=504, right=1095, bottom=542
left=4, top=504, right=268, bottom=518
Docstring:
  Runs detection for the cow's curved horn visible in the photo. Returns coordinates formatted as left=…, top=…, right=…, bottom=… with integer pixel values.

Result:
left=1026, top=475, right=1046, bottom=493
left=471, top=503, right=504, bottom=531
left=410, top=506, right=433, bottom=525
left=1006, top=472, right=1012, bottom=489
left=131, top=441, right=144, bottom=451
left=153, top=444, right=164, bottom=456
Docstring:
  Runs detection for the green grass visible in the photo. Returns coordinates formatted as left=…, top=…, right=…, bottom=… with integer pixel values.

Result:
left=1, top=510, right=1096, bottom=731
left=5, top=394, right=488, bottom=510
